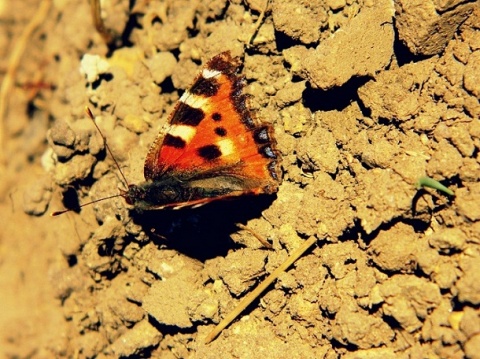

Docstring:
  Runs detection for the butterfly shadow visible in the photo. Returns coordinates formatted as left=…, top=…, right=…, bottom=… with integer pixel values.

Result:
left=128, top=195, right=277, bottom=261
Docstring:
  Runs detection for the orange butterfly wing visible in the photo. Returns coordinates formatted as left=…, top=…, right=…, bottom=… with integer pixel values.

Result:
left=143, top=52, right=281, bottom=198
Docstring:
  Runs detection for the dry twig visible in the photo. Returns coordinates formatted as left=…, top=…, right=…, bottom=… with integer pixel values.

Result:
left=0, top=0, right=52, bottom=166
left=205, top=235, right=319, bottom=344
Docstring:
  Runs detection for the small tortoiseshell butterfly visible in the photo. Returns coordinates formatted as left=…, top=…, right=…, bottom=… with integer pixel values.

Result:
left=127, top=51, right=282, bottom=210
left=54, top=52, right=281, bottom=215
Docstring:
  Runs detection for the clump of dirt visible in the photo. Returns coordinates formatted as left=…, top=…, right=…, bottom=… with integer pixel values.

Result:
left=1, top=0, right=480, bottom=358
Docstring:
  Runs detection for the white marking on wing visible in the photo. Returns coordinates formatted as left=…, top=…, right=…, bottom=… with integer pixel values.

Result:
left=179, top=90, right=211, bottom=109
left=216, top=138, right=235, bottom=157
left=202, top=68, right=221, bottom=79
left=168, top=124, right=196, bottom=142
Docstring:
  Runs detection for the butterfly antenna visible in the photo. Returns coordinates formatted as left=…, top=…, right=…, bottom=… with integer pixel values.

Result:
left=52, top=107, right=131, bottom=217
left=85, top=107, right=129, bottom=189
left=50, top=193, right=123, bottom=216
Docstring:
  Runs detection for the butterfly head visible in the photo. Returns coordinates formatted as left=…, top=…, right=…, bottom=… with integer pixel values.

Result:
left=122, top=185, right=142, bottom=206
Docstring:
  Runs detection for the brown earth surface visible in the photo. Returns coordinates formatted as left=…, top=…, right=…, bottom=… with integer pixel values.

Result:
left=1, top=0, right=480, bottom=358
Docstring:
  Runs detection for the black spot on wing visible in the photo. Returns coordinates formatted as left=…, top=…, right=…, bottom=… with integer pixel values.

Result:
left=172, top=103, right=205, bottom=126
left=212, top=112, right=222, bottom=121
left=198, top=144, right=222, bottom=161
left=190, top=77, right=220, bottom=97
left=163, top=134, right=186, bottom=149
left=214, top=127, right=227, bottom=137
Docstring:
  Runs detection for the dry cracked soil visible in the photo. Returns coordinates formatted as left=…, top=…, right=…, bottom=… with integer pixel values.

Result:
left=1, top=0, right=480, bottom=358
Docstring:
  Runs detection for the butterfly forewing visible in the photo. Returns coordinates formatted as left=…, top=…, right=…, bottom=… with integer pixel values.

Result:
left=138, top=51, right=281, bottom=209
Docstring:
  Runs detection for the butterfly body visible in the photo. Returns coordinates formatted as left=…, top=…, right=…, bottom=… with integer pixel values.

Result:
left=125, top=52, right=281, bottom=210
left=124, top=172, right=265, bottom=211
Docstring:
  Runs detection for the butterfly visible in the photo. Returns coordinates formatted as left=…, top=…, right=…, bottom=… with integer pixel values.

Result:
left=117, top=51, right=281, bottom=210
left=52, top=52, right=281, bottom=216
